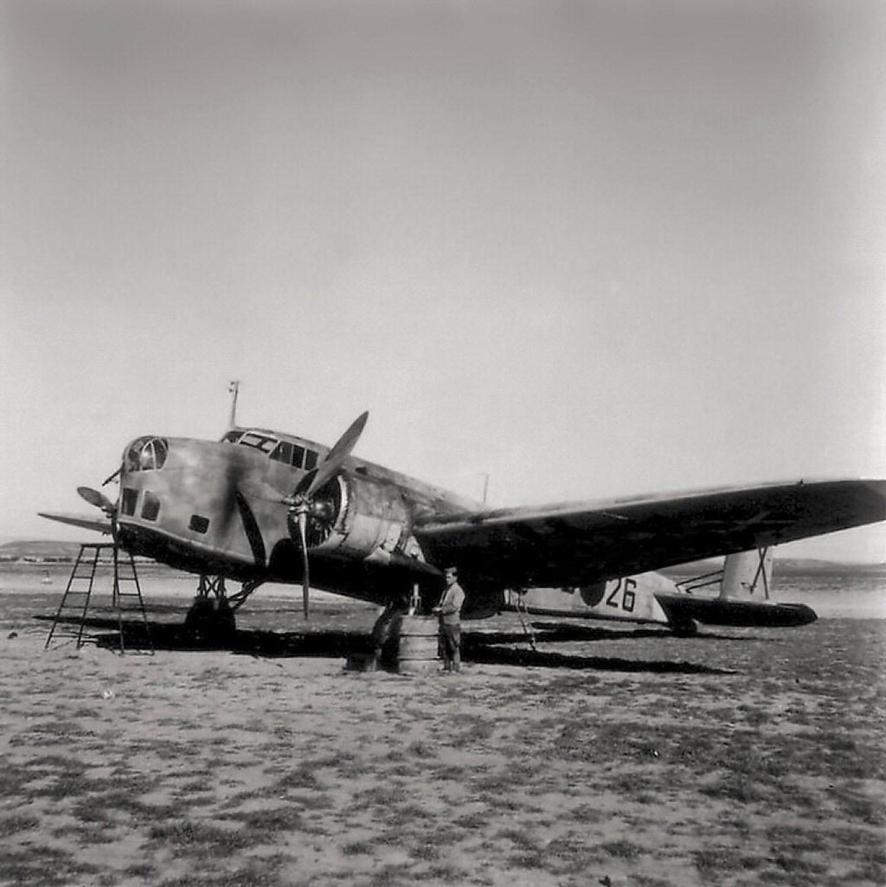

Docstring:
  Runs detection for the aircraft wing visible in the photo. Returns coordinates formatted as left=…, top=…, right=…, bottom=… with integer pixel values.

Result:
left=415, top=479, right=886, bottom=588
left=38, top=512, right=113, bottom=535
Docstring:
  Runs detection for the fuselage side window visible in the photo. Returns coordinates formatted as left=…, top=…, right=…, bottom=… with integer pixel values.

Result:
left=291, top=445, right=305, bottom=469
left=189, top=514, right=210, bottom=534
left=121, top=488, right=138, bottom=516
left=141, top=492, right=161, bottom=522
left=304, top=449, right=318, bottom=471
left=271, top=441, right=293, bottom=465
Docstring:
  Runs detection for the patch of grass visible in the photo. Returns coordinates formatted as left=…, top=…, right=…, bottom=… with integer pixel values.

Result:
left=542, top=835, right=605, bottom=874
left=601, top=838, right=643, bottom=860
left=693, top=846, right=748, bottom=873
left=770, top=854, right=827, bottom=876
left=611, top=768, right=664, bottom=799
left=124, top=862, right=159, bottom=879
left=454, top=715, right=497, bottom=744
left=159, top=860, right=285, bottom=887
left=32, top=770, right=109, bottom=800
left=832, top=786, right=886, bottom=826
left=456, top=810, right=487, bottom=830
left=387, top=801, right=437, bottom=829
left=421, top=861, right=467, bottom=881
left=406, top=739, right=435, bottom=758
left=0, top=847, right=102, bottom=887
left=365, top=864, right=420, bottom=887
left=0, top=761, right=36, bottom=796
left=355, top=784, right=403, bottom=807
left=148, top=818, right=253, bottom=854
left=393, top=832, right=443, bottom=862
left=844, top=860, right=886, bottom=884
left=572, top=803, right=605, bottom=824
left=274, top=765, right=325, bottom=792
left=0, top=813, right=39, bottom=837
left=473, top=770, right=518, bottom=794
left=238, top=806, right=306, bottom=833
left=52, top=821, right=118, bottom=844
left=342, top=838, right=375, bottom=855
left=475, top=790, right=521, bottom=815
left=71, top=788, right=174, bottom=823
left=700, top=773, right=770, bottom=804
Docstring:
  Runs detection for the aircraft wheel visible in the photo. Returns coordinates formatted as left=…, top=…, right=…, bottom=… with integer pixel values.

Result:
left=671, top=619, right=700, bottom=638
left=214, top=598, right=236, bottom=642
left=185, top=598, right=235, bottom=646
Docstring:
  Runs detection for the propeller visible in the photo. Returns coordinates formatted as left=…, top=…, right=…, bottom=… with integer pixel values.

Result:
left=285, top=411, right=368, bottom=619
left=77, top=484, right=120, bottom=543
left=77, top=486, right=116, bottom=517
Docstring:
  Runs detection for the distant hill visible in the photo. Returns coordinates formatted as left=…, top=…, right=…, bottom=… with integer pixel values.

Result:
left=773, top=559, right=886, bottom=576
left=663, top=557, right=886, bottom=577
left=0, top=540, right=86, bottom=561
left=1, top=539, right=883, bottom=577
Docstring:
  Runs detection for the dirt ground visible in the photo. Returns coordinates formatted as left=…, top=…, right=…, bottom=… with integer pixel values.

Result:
left=0, top=582, right=883, bottom=887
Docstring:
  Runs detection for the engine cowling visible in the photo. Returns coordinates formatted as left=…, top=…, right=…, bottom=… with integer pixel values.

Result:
left=288, top=471, right=425, bottom=566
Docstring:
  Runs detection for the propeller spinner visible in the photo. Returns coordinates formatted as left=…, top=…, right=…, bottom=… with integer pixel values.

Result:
left=285, top=411, right=368, bottom=619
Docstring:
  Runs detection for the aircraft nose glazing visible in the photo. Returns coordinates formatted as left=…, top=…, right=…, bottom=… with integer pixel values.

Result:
left=123, top=436, right=169, bottom=473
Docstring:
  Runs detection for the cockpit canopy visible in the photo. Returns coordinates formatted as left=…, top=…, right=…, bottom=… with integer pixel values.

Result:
left=222, top=429, right=319, bottom=470
left=124, top=436, right=169, bottom=472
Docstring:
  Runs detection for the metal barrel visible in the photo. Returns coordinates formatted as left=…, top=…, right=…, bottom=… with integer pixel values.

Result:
left=397, top=615, right=440, bottom=674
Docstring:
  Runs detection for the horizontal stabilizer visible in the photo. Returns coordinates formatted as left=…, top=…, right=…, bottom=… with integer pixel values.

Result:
left=37, top=512, right=113, bottom=535
left=655, top=592, right=816, bottom=628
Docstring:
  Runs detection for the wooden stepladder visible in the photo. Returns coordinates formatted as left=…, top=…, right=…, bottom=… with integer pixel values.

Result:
left=44, top=543, right=154, bottom=654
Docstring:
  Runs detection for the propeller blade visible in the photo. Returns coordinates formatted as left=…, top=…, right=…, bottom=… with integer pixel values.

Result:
left=78, top=486, right=116, bottom=515
left=296, top=509, right=310, bottom=619
left=235, top=492, right=267, bottom=568
left=305, top=411, right=368, bottom=499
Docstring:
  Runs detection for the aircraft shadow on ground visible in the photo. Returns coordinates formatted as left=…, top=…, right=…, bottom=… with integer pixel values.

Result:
left=527, top=621, right=772, bottom=643
left=36, top=615, right=736, bottom=675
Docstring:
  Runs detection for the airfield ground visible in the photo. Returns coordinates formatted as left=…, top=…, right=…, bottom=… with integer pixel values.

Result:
left=0, top=574, right=883, bottom=887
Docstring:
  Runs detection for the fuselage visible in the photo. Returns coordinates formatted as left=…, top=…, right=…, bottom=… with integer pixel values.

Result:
left=114, top=428, right=480, bottom=604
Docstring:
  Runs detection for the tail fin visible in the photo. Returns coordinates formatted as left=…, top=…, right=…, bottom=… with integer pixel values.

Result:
left=720, top=548, right=773, bottom=600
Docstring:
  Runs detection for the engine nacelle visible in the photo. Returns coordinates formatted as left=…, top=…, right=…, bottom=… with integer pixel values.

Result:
left=290, top=471, right=425, bottom=566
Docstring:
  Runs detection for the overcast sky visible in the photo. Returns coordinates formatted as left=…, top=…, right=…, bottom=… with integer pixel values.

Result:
left=2, top=0, right=884, bottom=561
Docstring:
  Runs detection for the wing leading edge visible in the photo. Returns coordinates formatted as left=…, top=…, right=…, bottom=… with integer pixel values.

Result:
left=415, top=479, right=886, bottom=588
left=37, top=512, right=113, bottom=535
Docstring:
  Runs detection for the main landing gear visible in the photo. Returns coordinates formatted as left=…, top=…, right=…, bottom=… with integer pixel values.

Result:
left=184, top=575, right=262, bottom=645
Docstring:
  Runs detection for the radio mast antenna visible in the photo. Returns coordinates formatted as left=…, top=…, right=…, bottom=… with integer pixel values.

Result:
left=228, top=380, right=240, bottom=429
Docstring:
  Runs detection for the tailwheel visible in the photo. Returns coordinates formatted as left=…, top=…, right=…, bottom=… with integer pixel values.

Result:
left=671, top=618, right=700, bottom=638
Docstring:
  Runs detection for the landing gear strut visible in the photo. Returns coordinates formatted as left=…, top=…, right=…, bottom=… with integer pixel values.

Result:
left=184, top=576, right=262, bottom=645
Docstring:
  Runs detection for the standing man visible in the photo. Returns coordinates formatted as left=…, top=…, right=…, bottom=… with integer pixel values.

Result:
left=434, top=566, right=465, bottom=673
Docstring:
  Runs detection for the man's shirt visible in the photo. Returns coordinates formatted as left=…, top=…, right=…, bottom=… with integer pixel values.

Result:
left=438, top=583, right=465, bottom=626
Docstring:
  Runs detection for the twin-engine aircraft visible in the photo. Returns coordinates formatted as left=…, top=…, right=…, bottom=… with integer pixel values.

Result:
left=40, top=411, right=886, bottom=637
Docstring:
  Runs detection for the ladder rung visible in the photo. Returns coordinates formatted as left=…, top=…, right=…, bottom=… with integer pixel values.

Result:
left=45, top=544, right=153, bottom=655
